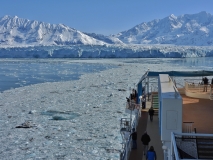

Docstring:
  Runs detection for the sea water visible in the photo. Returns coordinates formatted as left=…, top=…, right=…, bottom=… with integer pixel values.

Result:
left=0, top=59, right=117, bottom=91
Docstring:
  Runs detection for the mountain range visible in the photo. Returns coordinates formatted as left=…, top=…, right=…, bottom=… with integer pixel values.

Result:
left=0, top=11, right=213, bottom=47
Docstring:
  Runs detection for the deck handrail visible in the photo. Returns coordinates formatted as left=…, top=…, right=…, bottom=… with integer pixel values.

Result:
left=183, top=122, right=194, bottom=133
left=120, top=108, right=141, bottom=160
left=194, top=128, right=199, bottom=159
left=171, top=132, right=213, bottom=160
left=185, top=82, right=212, bottom=92
left=210, top=87, right=213, bottom=100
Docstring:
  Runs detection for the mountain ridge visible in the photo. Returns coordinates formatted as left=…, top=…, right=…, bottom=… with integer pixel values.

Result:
left=0, top=15, right=115, bottom=46
left=0, top=11, right=213, bottom=47
left=115, top=11, right=213, bottom=46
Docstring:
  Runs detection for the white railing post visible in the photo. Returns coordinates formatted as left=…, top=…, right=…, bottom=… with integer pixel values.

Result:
left=170, top=140, right=173, bottom=160
left=185, top=82, right=188, bottom=91
left=164, top=150, right=167, bottom=160
left=167, top=148, right=170, bottom=160
left=199, top=84, right=201, bottom=92
left=171, top=132, right=180, bottom=160
left=127, top=138, right=132, bottom=160
left=210, top=87, right=213, bottom=100
left=125, top=142, right=128, bottom=160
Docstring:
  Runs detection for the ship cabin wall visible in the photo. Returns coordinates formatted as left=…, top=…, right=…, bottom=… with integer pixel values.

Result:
left=158, top=74, right=182, bottom=149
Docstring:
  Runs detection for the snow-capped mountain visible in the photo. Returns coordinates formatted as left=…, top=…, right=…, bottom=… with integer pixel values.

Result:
left=115, top=11, right=213, bottom=46
left=83, top=32, right=123, bottom=44
left=0, top=15, right=123, bottom=46
left=1, top=11, right=213, bottom=47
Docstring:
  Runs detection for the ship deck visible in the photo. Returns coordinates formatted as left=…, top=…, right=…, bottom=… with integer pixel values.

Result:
left=128, top=94, right=213, bottom=160
left=182, top=94, right=213, bottom=134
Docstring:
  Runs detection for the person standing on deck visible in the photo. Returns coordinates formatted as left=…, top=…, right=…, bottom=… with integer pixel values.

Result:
left=142, top=96, right=145, bottom=109
left=141, top=131, right=151, bottom=156
left=148, top=107, right=154, bottom=122
left=146, top=146, right=157, bottom=160
left=202, top=77, right=209, bottom=92
left=130, top=128, right=137, bottom=149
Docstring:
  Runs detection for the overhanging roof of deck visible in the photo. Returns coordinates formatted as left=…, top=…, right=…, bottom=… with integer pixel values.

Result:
left=138, top=70, right=213, bottom=84
left=147, top=70, right=213, bottom=77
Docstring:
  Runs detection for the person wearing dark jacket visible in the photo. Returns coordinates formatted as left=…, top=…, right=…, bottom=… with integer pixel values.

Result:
left=146, top=146, right=157, bottom=160
left=141, top=131, right=151, bottom=156
left=148, top=107, right=154, bottom=121
left=130, top=128, right=137, bottom=149
left=203, top=77, right=209, bottom=92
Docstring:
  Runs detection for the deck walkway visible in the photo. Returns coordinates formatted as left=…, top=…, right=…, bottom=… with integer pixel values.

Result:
left=145, top=114, right=164, bottom=160
left=129, top=101, right=164, bottom=160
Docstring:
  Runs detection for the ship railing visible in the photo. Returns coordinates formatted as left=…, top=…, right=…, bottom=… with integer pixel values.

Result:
left=120, top=107, right=141, bottom=160
left=183, top=122, right=194, bottom=134
left=171, top=132, right=213, bottom=160
left=120, top=136, right=132, bottom=160
left=210, top=86, right=213, bottom=100
left=185, top=81, right=212, bottom=93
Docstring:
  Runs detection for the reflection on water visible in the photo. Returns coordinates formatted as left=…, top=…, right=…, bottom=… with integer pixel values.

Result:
left=0, top=59, right=116, bottom=91
left=168, top=57, right=213, bottom=69
left=123, top=57, right=213, bottom=70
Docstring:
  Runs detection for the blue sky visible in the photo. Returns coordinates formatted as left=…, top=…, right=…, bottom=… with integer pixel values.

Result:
left=1, top=0, right=213, bottom=35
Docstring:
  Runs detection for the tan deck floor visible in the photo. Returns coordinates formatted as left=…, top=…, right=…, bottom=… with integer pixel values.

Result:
left=145, top=115, right=164, bottom=160
left=182, top=95, right=213, bottom=134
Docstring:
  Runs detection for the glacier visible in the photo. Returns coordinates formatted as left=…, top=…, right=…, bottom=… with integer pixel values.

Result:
left=0, top=44, right=213, bottom=58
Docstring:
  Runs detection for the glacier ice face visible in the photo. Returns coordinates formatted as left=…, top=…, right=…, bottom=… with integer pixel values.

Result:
left=0, top=44, right=213, bottom=58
